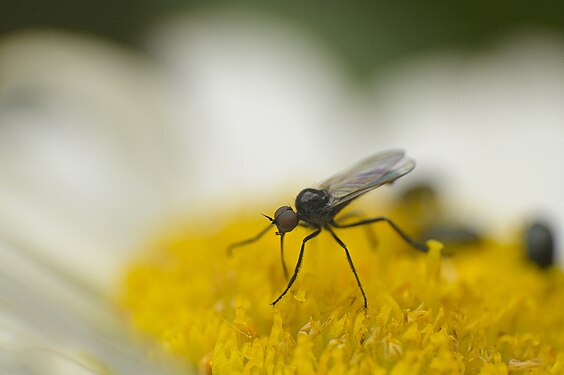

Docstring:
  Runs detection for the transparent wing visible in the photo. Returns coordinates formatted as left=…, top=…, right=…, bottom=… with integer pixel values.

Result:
left=317, top=149, right=415, bottom=210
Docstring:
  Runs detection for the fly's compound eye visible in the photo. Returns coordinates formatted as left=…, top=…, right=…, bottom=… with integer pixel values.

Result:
left=273, top=206, right=299, bottom=234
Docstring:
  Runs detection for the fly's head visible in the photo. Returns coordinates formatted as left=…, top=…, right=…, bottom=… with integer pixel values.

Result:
left=263, top=206, right=299, bottom=235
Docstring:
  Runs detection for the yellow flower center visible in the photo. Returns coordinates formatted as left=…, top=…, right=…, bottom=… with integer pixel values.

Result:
left=122, top=206, right=564, bottom=374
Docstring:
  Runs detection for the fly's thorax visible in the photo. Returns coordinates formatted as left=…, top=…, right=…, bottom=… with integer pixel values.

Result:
left=295, top=188, right=330, bottom=225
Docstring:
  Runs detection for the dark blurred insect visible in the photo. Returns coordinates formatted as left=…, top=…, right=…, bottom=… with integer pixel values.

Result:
left=398, top=183, right=482, bottom=252
left=524, top=221, right=554, bottom=268
left=228, top=149, right=428, bottom=308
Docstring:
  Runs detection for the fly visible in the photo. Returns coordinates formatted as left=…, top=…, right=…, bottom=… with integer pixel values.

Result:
left=227, top=149, right=428, bottom=309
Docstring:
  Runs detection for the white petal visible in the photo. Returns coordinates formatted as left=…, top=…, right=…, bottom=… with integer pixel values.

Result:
left=0, top=31, right=182, bottom=291
left=0, top=239, right=187, bottom=374
left=365, top=32, right=564, bottom=259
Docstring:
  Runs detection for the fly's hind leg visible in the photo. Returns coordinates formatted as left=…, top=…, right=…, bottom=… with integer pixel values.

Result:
left=331, top=216, right=428, bottom=252
left=334, top=211, right=378, bottom=249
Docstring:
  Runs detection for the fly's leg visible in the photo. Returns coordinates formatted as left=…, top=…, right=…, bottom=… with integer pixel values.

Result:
left=271, top=229, right=321, bottom=306
left=326, top=227, right=368, bottom=309
left=226, top=224, right=273, bottom=256
left=334, top=211, right=378, bottom=249
left=331, top=216, right=428, bottom=252
left=279, top=233, right=289, bottom=280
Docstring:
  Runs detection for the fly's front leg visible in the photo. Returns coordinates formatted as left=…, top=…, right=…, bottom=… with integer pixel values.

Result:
left=227, top=224, right=274, bottom=256
left=279, top=233, right=289, bottom=280
left=271, top=229, right=321, bottom=306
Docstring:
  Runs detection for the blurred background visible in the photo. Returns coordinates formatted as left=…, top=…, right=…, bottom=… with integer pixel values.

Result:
left=1, top=1, right=564, bottom=372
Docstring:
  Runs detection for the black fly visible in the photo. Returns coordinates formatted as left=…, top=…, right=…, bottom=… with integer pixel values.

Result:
left=228, top=149, right=428, bottom=308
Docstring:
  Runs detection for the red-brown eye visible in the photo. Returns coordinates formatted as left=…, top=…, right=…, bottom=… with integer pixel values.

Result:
left=274, top=206, right=298, bottom=234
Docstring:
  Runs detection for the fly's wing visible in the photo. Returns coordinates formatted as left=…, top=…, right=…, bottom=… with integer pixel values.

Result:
left=317, top=149, right=415, bottom=210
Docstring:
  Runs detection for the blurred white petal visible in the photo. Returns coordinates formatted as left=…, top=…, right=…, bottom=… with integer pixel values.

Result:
left=147, top=10, right=367, bottom=202
left=0, top=239, right=185, bottom=374
left=0, top=30, right=184, bottom=291
left=0, top=30, right=188, bottom=374
left=364, top=31, right=564, bottom=250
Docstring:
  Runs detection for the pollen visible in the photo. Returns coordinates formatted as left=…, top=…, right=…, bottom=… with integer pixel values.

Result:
left=121, top=208, right=564, bottom=374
